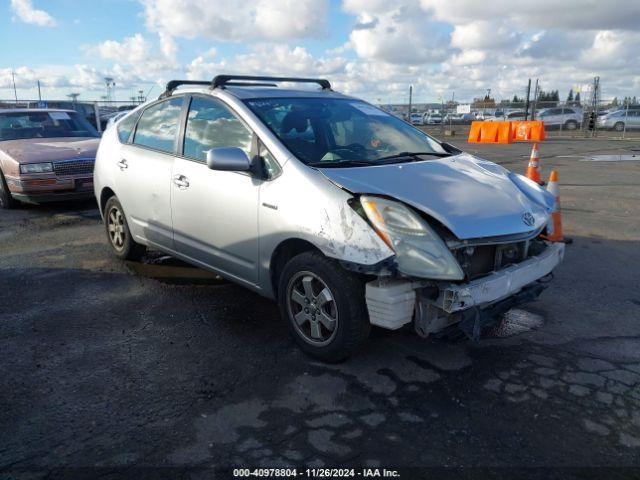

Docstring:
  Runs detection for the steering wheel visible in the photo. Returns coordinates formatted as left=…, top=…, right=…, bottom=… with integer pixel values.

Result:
left=329, top=143, right=369, bottom=157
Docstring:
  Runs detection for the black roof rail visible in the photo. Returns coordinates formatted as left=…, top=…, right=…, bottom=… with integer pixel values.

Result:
left=212, top=75, right=331, bottom=91
left=224, top=82, right=278, bottom=87
left=159, top=80, right=211, bottom=98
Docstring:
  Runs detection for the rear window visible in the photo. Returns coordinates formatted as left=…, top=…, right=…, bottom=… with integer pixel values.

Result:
left=0, top=111, right=99, bottom=141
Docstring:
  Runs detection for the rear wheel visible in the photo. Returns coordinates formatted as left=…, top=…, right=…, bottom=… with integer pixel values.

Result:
left=0, top=169, right=16, bottom=209
left=614, top=122, right=625, bottom=132
left=564, top=120, right=578, bottom=130
left=278, top=251, right=370, bottom=362
left=104, top=196, right=145, bottom=260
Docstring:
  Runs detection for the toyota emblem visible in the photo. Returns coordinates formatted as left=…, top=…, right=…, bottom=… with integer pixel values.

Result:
left=522, top=212, right=535, bottom=226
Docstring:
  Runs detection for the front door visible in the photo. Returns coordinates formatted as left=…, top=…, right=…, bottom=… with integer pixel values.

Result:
left=171, top=96, right=260, bottom=286
left=115, top=96, right=184, bottom=250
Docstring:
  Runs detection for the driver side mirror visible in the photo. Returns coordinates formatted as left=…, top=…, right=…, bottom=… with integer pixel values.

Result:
left=206, top=147, right=251, bottom=172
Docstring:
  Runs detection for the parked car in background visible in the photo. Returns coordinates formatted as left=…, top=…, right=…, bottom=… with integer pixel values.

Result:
left=409, top=112, right=424, bottom=125
left=425, top=113, right=442, bottom=124
left=443, top=113, right=476, bottom=125
left=94, top=75, right=563, bottom=361
left=0, top=109, right=100, bottom=208
left=485, top=110, right=526, bottom=121
left=28, top=101, right=100, bottom=131
left=598, top=109, right=640, bottom=131
left=537, top=107, right=582, bottom=130
left=106, top=110, right=132, bottom=130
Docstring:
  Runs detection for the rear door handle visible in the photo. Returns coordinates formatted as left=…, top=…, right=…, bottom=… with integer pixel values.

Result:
left=173, top=174, right=190, bottom=189
left=117, top=159, right=128, bottom=170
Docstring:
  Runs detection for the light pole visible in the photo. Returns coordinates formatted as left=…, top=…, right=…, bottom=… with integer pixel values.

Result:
left=104, top=77, right=115, bottom=102
left=11, top=70, right=18, bottom=102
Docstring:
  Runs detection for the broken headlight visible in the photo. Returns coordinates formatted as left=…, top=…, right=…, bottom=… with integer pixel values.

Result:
left=359, top=196, right=464, bottom=280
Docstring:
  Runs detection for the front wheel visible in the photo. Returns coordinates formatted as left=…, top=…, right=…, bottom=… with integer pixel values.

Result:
left=614, top=122, right=625, bottom=132
left=564, top=120, right=578, bottom=130
left=0, top=169, right=16, bottom=209
left=278, top=251, right=370, bottom=362
left=104, top=196, right=145, bottom=260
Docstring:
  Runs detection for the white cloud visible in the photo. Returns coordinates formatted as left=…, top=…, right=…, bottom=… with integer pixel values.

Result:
left=88, top=33, right=179, bottom=84
left=140, top=0, right=329, bottom=42
left=343, top=0, right=451, bottom=64
left=10, top=0, right=57, bottom=27
left=95, top=34, right=153, bottom=64
left=187, top=45, right=347, bottom=80
left=421, top=0, right=640, bottom=31
left=450, top=21, right=519, bottom=51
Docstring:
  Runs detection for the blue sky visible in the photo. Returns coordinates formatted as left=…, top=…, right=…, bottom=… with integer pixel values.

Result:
left=2, top=0, right=639, bottom=103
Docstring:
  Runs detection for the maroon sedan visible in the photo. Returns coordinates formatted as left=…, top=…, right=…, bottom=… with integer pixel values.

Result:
left=0, top=109, right=100, bottom=208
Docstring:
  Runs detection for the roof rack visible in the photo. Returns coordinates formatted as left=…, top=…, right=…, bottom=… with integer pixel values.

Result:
left=212, top=75, right=331, bottom=91
left=225, top=81, right=278, bottom=87
left=160, top=75, right=332, bottom=99
left=159, top=80, right=211, bottom=98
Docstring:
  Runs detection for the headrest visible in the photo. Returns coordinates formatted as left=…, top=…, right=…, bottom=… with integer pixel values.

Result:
left=281, top=110, right=308, bottom=135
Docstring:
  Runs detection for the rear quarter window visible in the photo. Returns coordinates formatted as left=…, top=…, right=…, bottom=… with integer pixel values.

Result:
left=116, top=111, right=140, bottom=144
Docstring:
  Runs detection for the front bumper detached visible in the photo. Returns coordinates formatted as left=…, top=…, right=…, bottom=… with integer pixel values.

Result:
left=435, top=242, right=565, bottom=313
left=365, top=242, right=565, bottom=336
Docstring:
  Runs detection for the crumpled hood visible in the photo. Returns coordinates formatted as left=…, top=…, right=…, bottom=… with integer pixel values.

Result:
left=318, top=153, right=555, bottom=240
left=0, top=137, right=99, bottom=164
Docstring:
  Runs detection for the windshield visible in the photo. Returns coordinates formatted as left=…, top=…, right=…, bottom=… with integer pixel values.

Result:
left=0, top=111, right=99, bottom=141
left=244, top=98, right=447, bottom=165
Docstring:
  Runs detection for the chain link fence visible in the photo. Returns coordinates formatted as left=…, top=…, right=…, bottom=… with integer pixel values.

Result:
left=385, top=98, right=640, bottom=140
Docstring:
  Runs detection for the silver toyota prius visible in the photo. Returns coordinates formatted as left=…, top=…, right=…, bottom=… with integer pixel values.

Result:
left=94, top=75, right=564, bottom=362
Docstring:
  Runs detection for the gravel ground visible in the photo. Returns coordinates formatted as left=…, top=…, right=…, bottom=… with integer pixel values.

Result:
left=1, top=136, right=639, bottom=478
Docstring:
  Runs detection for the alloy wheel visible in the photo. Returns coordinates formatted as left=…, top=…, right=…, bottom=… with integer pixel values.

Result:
left=107, top=205, right=126, bottom=251
left=287, top=271, right=338, bottom=346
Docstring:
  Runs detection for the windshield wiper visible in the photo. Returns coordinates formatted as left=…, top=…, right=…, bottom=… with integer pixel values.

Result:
left=307, top=159, right=378, bottom=168
left=374, top=151, right=451, bottom=163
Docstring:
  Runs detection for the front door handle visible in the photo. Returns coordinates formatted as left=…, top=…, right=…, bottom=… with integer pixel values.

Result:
left=173, top=174, right=190, bottom=189
left=117, top=159, right=128, bottom=170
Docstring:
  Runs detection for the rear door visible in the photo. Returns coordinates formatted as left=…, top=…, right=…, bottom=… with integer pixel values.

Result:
left=115, top=96, right=184, bottom=249
left=170, top=95, right=261, bottom=285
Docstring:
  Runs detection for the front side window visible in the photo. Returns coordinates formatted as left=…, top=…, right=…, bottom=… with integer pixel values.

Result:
left=133, top=97, right=183, bottom=153
left=0, top=111, right=99, bottom=141
left=183, top=96, right=253, bottom=162
left=244, top=98, right=446, bottom=165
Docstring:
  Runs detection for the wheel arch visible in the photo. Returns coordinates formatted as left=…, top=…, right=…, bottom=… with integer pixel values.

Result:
left=99, top=187, right=116, bottom=217
left=269, top=238, right=323, bottom=298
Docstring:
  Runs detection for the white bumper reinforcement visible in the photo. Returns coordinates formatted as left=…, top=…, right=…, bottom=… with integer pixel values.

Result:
left=436, top=242, right=565, bottom=313
left=365, top=242, right=565, bottom=330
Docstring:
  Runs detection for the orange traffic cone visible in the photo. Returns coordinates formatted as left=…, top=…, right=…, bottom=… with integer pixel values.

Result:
left=525, top=143, right=543, bottom=185
left=543, top=170, right=572, bottom=244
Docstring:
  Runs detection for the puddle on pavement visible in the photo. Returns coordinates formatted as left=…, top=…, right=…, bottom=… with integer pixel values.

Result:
left=126, top=253, right=229, bottom=285
left=581, top=154, right=640, bottom=162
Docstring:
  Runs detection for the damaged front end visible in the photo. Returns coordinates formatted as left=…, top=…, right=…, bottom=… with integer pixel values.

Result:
left=363, top=234, right=565, bottom=341
left=327, top=159, right=565, bottom=341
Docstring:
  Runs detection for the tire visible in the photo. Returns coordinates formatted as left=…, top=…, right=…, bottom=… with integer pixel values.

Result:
left=0, top=169, right=16, bottom=209
left=614, top=122, right=625, bottom=132
left=564, top=120, right=578, bottom=130
left=277, top=251, right=370, bottom=362
left=104, top=196, right=145, bottom=260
